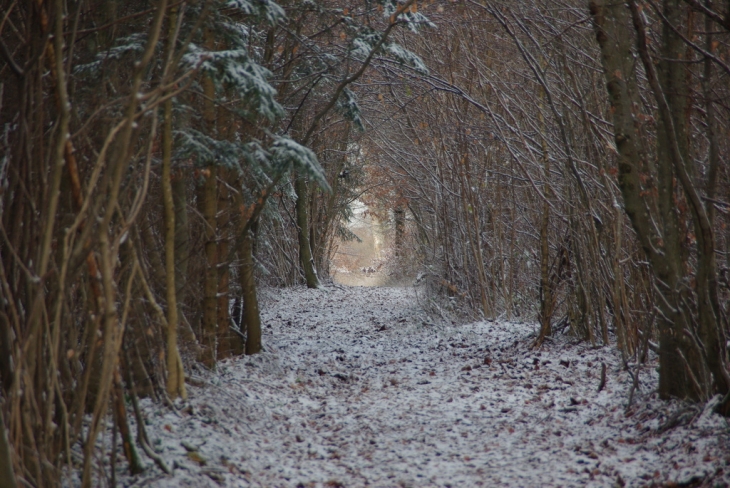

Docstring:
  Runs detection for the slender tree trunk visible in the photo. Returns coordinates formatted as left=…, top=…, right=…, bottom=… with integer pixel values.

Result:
left=612, top=208, right=631, bottom=356
left=699, top=0, right=730, bottom=409
left=217, top=172, right=232, bottom=359
left=457, top=148, right=490, bottom=318
left=295, top=175, right=320, bottom=288
left=537, top=201, right=551, bottom=338
left=0, top=319, right=11, bottom=395
left=656, top=0, right=685, bottom=285
left=536, top=99, right=552, bottom=346
left=171, top=170, right=200, bottom=352
left=241, top=229, right=262, bottom=354
left=630, top=0, right=721, bottom=399
left=394, top=207, right=405, bottom=258
left=162, top=12, right=186, bottom=397
left=199, top=37, right=218, bottom=367
left=173, top=174, right=190, bottom=305
left=82, top=0, right=168, bottom=481
left=200, top=164, right=218, bottom=368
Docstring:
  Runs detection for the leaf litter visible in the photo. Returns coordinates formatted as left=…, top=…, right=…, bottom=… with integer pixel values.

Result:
left=122, top=285, right=730, bottom=487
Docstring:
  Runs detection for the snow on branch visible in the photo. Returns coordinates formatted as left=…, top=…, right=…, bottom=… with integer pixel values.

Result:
left=336, top=88, right=364, bottom=131
left=384, top=42, right=428, bottom=74
left=270, top=137, right=330, bottom=192
left=183, top=45, right=284, bottom=121
left=227, top=0, right=286, bottom=25
left=349, top=28, right=428, bottom=75
left=379, top=0, right=435, bottom=31
left=74, top=33, right=147, bottom=75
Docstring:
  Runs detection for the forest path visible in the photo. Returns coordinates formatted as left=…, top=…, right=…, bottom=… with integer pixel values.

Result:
left=132, top=286, right=729, bottom=488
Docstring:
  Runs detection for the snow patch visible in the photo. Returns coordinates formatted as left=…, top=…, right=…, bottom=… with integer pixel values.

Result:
left=120, top=286, right=730, bottom=487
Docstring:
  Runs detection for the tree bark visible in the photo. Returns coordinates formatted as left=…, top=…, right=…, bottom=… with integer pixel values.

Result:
left=394, top=207, right=405, bottom=258
left=241, top=229, right=262, bottom=355
left=162, top=18, right=187, bottom=397
left=173, top=174, right=190, bottom=304
left=200, top=164, right=218, bottom=368
left=162, top=2, right=187, bottom=398
left=699, top=0, right=730, bottom=411
left=217, top=171, right=233, bottom=359
left=295, top=175, right=320, bottom=288
left=199, top=37, right=219, bottom=368
left=535, top=85, right=553, bottom=347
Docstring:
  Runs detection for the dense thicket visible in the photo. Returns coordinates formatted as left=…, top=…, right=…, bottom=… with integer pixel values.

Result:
left=359, top=0, right=730, bottom=406
left=1, top=0, right=729, bottom=485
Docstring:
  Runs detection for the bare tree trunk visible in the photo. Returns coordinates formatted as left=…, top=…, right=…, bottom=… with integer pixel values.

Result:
left=630, top=0, right=725, bottom=399
left=200, top=164, right=218, bottom=368
left=394, top=207, right=405, bottom=258
left=699, top=0, right=730, bottom=411
left=217, top=171, right=233, bottom=359
left=161, top=8, right=186, bottom=397
left=295, top=175, right=320, bottom=288
left=312, top=125, right=351, bottom=274
left=535, top=87, right=553, bottom=347
left=199, top=44, right=218, bottom=368
left=241, top=229, right=262, bottom=355
left=462, top=160, right=490, bottom=319
left=171, top=171, right=200, bottom=352
left=173, top=174, right=190, bottom=304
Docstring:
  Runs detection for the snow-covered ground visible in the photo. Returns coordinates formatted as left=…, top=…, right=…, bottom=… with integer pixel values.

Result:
left=123, top=285, right=730, bottom=487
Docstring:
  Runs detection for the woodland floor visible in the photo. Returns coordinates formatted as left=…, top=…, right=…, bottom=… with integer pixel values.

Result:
left=117, top=285, right=730, bottom=488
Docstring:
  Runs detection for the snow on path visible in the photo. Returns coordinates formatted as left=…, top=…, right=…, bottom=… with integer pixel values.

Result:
left=127, top=286, right=730, bottom=487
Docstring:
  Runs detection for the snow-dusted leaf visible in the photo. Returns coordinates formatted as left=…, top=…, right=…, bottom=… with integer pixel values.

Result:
left=270, top=137, right=330, bottom=192
left=241, top=140, right=271, bottom=171
left=227, top=0, right=286, bottom=24
left=336, top=224, right=362, bottom=243
left=377, top=0, right=435, bottom=31
left=400, top=11, right=436, bottom=32
left=220, top=21, right=252, bottom=49
left=380, top=0, right=398, bottom=17
left=384, top=42, right=428, bottom=74
left=336, top=88, right=364, bottom=131
left=74, top=33, right=147, bottom=75
left=175, top=129, right=245, bottom=170
left=349, top=28, right=427, bottom=75
left=350, top=28, right=383, bottom=60
left=183, top=45, right=283, bottom=121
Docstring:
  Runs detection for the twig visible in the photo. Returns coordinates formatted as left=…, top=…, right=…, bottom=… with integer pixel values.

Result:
left=636, top=330, right=659, bottom=353
left=626, top=323, right=652, bottom=410
left=136, top=433, right=171, bottom=475
left=676, top=347, right=707, bottom=402
left=124, top=349, right=172, bottom=475
left=657, top=406, right=699, bottom=434
left=229, top=317, right=246, bottom=339
left=626, top=365, right=640, bottom=410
